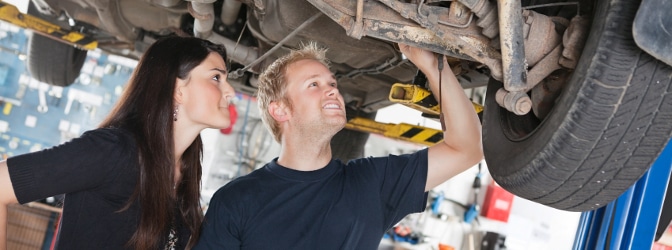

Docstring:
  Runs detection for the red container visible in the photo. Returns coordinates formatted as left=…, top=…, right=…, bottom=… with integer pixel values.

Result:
left=481, top=182, right=514, bottom=222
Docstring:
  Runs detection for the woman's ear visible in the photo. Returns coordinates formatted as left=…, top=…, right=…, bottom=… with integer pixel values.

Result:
left=269, top=101, right=289, bottom=122
left=174, top=78, right=186, bottom=104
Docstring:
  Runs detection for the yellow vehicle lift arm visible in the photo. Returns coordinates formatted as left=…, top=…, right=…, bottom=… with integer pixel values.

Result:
left=345, top=117, right=443, bottom=147
left=0, top=1, right=97, bottom=50
left=344, top=82, right=483, bottom=147
left=389, top=82, right=484, bottom=115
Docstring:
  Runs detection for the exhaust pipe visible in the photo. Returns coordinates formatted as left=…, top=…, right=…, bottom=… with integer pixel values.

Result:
left=189, top=0, right=258, bottom=66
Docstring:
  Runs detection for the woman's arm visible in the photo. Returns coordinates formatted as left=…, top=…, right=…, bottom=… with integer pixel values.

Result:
left=0, top=160, right=18, bottom=250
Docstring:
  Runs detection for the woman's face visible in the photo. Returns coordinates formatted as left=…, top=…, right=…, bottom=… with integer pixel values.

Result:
left=178, top=52, right=235, bottom=129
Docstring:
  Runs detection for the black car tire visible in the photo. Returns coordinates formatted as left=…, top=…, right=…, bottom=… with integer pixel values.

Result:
left=27, top=34, right=87, bottom=87
left=482, top=0, right=672, bottom=211
left=25, top=1, right=88, bottom=87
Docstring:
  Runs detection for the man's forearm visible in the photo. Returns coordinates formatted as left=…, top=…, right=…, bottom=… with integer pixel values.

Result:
left=425, top=57, right=482, bottom=153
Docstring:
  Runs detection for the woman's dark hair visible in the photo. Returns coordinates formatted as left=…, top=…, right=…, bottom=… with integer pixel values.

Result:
left=99, top=36, right=227, bottom=249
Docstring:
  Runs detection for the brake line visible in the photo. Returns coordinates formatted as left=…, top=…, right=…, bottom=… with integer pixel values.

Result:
left=228, top=12, right=323, bottom=79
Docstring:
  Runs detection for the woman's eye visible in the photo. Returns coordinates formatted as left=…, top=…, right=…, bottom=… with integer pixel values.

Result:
left=309, top=82, right=317, bottom=87
left=212, top=75, right=220, bottom=82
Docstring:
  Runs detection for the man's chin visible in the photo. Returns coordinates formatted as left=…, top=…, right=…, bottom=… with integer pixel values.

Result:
left=329, top=117, right=347, bottom=126
left=323, top=119, right=346, bottom=131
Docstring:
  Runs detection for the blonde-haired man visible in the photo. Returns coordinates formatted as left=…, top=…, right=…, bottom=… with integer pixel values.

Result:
left=195, top=42, right=483, bottom=249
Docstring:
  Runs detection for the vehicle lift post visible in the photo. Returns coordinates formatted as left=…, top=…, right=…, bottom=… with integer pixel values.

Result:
left=573, top=138, right=672, bottom=249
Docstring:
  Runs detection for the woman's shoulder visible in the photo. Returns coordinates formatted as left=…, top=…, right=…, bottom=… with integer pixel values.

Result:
left=78, top=127, right=137, bottom=150
left=87, top=126, right=130, bottom=135
left=84, top=127, right=134, bottom=140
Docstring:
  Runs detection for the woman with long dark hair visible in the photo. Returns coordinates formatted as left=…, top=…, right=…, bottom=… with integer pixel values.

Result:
left=0, top=36, right=235, bottom=249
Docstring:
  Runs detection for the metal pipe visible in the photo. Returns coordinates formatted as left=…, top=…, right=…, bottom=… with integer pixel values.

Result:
left=189, top=0, right=215, bottom=39
left=441, top=1, right=473, bottom=28
left=188, top=0, right=258, bottom=66
left=221, top=0, right=242, bottom=26
left=206, top=32, right=259, bottom=66
left=497, top=0, right=527, bottom=93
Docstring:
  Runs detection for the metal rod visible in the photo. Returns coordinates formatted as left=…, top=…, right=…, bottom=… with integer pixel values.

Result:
left=497, top=0, right=527, bottom=92
left=439, top=13, right=474, bottom=28
left=347, top=0, right=365, bottom=38
left=523, top=2, right=580, bottom=16
left=229, top=12, right=323, bottom=79
left=355, top=0, right=364, bottom=26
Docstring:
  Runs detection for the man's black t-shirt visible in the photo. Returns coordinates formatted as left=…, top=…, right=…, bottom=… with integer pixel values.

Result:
left=195, top=149, right=429, bottom=249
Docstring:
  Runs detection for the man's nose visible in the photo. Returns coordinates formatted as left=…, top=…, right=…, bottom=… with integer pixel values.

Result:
left=326, top=86, right=339, bottom=96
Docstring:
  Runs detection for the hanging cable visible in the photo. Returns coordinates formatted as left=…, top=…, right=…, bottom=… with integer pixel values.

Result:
left=437, top=53, right=446, bottom=132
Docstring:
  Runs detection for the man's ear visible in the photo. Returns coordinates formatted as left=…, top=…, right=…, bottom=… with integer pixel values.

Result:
left=269, top=101, right=289, bottom=122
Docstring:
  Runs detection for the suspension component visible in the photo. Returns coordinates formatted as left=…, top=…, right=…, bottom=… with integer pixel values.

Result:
left=457, top=0, right=499, bottom=38
left=498, top=0, right=527, bottom=94
left=495, top=88, right=531, bottom=116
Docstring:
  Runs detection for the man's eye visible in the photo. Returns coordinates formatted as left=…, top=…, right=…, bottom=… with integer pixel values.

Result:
left=309, top=82, right=317, bottom=87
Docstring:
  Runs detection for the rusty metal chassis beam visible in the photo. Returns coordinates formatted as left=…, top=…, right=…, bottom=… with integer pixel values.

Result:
left=307, top=0, right=504, bottom=81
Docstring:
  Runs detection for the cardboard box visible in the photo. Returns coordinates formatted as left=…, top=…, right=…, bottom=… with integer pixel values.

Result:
left=7, top=204, right=55, bottom=250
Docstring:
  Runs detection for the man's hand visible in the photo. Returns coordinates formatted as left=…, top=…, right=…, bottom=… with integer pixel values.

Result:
left=398, top=43, right=440, bottom=74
